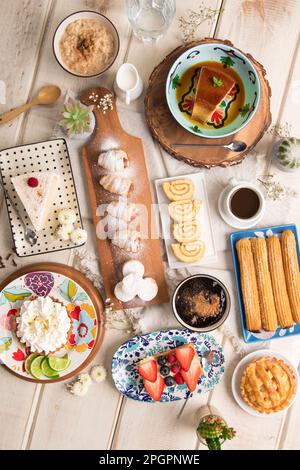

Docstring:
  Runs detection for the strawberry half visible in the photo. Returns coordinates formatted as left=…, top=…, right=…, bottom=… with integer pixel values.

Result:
left=180, top=357, right=203, bottom=392
left=144, top=375, right=165, bottom=401
left=137, top=358, right=157, bottom=383
left=175, top=344, right=195, bottom=371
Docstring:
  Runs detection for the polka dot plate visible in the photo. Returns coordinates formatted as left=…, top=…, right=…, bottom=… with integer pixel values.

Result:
left=0, top=138, right=84, bottom=257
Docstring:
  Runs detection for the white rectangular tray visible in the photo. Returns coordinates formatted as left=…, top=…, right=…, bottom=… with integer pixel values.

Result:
left=0, top=138, right=84, bottom=257
left=155, top=173, right=217, bottom=269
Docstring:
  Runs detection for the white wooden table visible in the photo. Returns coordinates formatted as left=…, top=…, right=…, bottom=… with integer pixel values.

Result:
left=0, top=0, right=299, bottom=450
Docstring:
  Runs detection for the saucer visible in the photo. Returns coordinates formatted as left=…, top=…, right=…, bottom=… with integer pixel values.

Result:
left=218, top=186, right=264, bottom=229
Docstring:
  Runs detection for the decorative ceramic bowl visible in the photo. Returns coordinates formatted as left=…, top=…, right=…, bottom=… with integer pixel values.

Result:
left=172, top=274, right=231, bottom=333
left=166, top=43, right=261, bottom=138
left=53, top=10, right=120, bottom=78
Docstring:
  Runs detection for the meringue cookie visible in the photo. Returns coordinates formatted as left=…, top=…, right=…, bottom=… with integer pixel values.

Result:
left=122, top=260, right=145, bottom=278
left=114, top=281, right=135, bottom=303
left=136, top=277, right=158, bottom=301
left=56, top=224, right=74, bottom=241
left=58, top=208, right=77, bottom=225
left=70, top=228, right=88, bottom=245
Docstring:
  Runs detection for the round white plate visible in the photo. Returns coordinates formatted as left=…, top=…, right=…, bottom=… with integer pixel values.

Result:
left=231, top=349, right=299, bottom=417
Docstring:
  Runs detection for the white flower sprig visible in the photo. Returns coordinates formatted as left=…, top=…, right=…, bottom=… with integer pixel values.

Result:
left=178, top=3, right=223, bottom=43
left=66, top=365, right=107, bottom=397
left=258, top=174, right=298, bottom=201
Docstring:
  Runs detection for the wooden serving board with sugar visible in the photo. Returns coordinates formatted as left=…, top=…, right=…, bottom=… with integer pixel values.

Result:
left=80, top=87, right=169, bottom=309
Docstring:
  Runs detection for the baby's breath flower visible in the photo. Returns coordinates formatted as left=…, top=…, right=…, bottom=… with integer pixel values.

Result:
left=90, top=365, right=107, bottom=383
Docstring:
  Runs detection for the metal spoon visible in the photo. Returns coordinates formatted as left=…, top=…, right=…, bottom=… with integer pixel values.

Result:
left=172, top=140, right=247, bottom=152
left=0, top=182, right=38, bottom=245
left=177, top=351, right=215, bottom=419
left=0, top=85, right=61, bottom=125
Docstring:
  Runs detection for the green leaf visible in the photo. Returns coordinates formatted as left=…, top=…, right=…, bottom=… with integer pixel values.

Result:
left=212, top=76, right=224, bottom=87
left=239, top=103, right=251, bottom=117
left=2, top=287, right=31, bottom=303
left=74, top=292, right=88, bottom=303
left=0, top=293, right=7, bottom=306
left=172, top=74, right=181, bottom=89
left=59, top=279, right=78, bottom=303
left=0, top=337, right=12, bottom=353
left=220, top=56, right=235, bottom=68
left=190, top=125, right=202, bottom=134
left=220, top=100, right=226, bottom=107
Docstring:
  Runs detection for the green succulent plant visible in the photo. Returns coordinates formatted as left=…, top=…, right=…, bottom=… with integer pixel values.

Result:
left=277, top=137, right=300, bottom=170
left=60, top=98, right=93, bottom=136
left=197, top=416, right=236, bottom=450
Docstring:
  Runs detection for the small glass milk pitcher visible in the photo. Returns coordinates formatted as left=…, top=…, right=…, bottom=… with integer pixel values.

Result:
left=125, top=0, right=176, bottom=42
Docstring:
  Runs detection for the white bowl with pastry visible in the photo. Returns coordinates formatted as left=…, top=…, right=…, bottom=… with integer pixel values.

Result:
left=166, top=42, right=260, bottom=138
left=232, top=350, right=299, bottom=417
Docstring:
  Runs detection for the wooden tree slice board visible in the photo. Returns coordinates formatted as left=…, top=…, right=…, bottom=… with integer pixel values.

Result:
left=80, top=87, right=169, bottom=309
left=0, top=262, right=105, bottom=383
left=145, top=38, right=272, bottom=168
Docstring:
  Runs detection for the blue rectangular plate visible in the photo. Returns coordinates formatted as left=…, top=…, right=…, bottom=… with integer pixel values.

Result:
left=230, top=224, right=300, bottom=343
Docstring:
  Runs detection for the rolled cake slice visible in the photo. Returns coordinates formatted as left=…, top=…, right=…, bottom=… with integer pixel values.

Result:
left=137, top=343, right=203, bottom=401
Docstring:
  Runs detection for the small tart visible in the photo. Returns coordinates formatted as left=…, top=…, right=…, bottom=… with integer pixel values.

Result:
left=163, top=179, right=195, bottom=201
left=173, top=220, right=201, bottom=243
left=168, top=199, right=202, bottom=222
left=240, top=357, right=296, bottom=414
left=172, top=240, right=206, bottom=263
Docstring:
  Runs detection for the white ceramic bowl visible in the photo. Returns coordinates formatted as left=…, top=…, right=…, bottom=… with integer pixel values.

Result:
left=231, top=349, right=299, bottom=417
left=53, top=10, right=120, bottom=78
left=166, top=42, right=261, bottom=139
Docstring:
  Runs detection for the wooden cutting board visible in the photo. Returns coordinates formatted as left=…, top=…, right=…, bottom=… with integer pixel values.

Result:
left=80, top=87, right=169, bottom=309
left=145, top=38, right=272, bottom=168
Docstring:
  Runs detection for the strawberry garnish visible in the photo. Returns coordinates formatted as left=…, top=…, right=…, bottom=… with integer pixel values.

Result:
left=180, top=357, right=203, bottom=392
left=144, top=375, right=164, bottom=401
left=175, top=344, right=195, bottom=371
left=138, top=358, right=157, bottom=383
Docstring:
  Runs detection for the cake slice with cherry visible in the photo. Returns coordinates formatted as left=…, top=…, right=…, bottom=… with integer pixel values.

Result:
left=137, top=343, right=203, bottom=401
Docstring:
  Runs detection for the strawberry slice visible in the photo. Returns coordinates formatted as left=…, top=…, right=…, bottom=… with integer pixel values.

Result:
left=137, top=358, right=157, bottom=383
left=144, top=375, right=165, bottom=401
left=175, top=344, right=195, bottom=371
left=180, top=357, right=203, bottom=392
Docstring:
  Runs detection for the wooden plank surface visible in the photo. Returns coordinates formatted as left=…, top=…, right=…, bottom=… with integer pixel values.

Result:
left=0, top=0, right=299, bottom=450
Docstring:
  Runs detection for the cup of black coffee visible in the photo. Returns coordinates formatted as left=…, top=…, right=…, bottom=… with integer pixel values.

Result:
left=225, top=178, right=265, bottom=223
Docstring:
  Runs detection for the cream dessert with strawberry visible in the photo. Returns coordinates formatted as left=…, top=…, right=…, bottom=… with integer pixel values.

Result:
left=137, top=343, right=203, bottom=401
left=16, top=296, right=71, bottom=355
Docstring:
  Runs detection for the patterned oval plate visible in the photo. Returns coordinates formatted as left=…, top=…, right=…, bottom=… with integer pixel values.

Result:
left=0, top=263, right=104, bottom=383
left=112, top=329, right=225, bottom=402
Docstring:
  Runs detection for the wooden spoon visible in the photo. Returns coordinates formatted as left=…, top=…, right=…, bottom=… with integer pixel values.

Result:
left=0, top=85, right=61, bottom=125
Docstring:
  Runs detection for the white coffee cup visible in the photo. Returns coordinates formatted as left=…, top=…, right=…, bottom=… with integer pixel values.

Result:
left=224, top=178, right=265, bottom=223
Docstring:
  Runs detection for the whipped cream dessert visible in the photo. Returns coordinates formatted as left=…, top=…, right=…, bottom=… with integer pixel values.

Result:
left=16, top=296, right=71, bottom=354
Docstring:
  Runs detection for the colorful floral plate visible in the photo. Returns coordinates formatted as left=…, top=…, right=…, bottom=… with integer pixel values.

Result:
left=112, top=329, right=225, bottom=402
left=166, top=43, right=260, bottom=138
left=230, top=224, right=300, bottom=343
left=0, top=264, right=104, bottom=382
